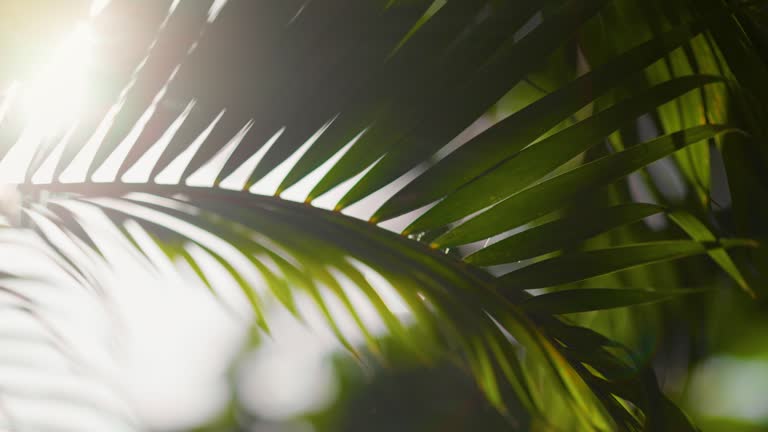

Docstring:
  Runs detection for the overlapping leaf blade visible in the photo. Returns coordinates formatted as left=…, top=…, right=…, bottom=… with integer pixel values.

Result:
left=433, top=125, right=732, bottom=247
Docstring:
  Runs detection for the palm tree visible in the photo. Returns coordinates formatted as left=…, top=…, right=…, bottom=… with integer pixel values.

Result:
left=0, top=0, right=766, bottom=430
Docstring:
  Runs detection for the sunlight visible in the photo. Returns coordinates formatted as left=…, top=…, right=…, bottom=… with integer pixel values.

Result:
left=0, top=21, right=97, bottom=183
left=18, top=22, right=95, bottom=138
left=90, top=0, right=112, bottom=17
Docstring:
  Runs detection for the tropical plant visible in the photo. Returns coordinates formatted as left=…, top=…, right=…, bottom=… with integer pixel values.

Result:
left=0, top=0, right=767, bottom=430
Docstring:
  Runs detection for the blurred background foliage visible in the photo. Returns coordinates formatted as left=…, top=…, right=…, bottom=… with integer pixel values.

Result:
left=1, top=0, right=768, bottom=431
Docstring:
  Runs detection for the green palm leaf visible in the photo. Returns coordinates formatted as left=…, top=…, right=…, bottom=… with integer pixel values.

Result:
left=0, top=0, right=765, bottom=430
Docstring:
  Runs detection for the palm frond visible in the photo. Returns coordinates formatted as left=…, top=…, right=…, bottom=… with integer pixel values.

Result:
left=0, top=0, right=766, bottom=430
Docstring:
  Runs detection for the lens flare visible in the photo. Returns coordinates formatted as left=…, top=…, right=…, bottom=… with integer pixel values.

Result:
left=19, top=21, right=95, bottom=137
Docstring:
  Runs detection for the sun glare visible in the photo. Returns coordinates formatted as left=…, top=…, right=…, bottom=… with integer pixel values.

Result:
left=18, top=21, right=95, bottom=137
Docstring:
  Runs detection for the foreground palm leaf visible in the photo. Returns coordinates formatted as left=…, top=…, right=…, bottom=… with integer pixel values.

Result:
left=1, top=0, right=766, bottom=430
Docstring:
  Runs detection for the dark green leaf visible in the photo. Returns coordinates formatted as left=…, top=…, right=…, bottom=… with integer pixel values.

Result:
left=668, top=210, right=757, bottom=297
left=372, top=23, right=704, bottom=223
left=433, top=125, right=735, bottom=247
left=499, top=239, right=754, bottom=289
left=407, top=75, right=722, bottom=236
left=521, top=288, right=704, bottom=314
left=466, top=202, right=664, bottom=266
